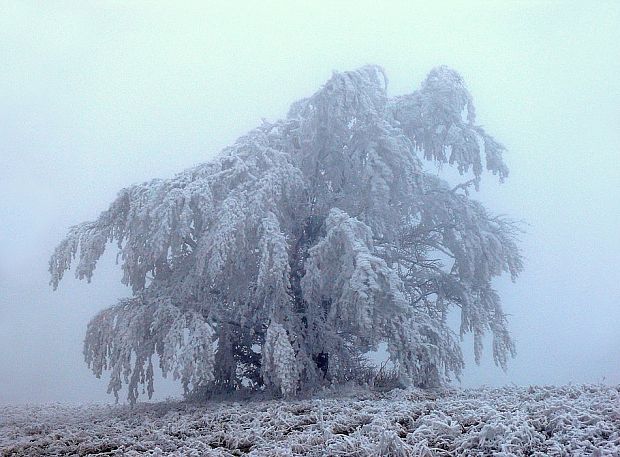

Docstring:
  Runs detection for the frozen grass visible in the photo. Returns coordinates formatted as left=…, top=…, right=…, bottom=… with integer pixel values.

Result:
left=1, top=384, right=619, bottom=456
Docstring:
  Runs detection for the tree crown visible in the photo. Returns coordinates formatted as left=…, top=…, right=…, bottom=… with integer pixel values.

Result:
left=50, top=65, right=522, bottom=402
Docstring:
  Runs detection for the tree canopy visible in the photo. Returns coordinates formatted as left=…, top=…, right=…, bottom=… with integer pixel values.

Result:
left=50, top=65, right=522, bottom=403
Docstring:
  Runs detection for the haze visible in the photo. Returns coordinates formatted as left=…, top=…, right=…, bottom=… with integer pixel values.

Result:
left=1, top=1, right=618, bottom=404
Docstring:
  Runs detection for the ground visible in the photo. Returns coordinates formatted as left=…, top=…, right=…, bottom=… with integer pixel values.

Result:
left=1, top=384, right=619, bottom=456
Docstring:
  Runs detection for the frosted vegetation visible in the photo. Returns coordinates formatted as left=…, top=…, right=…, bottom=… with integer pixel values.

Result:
left=49, top=65, right=523, bottom=403
left=3, top=385, right=619, bottom=456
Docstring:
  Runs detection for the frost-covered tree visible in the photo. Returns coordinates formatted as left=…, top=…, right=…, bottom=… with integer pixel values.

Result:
left=50, top=65, right=522, bottom=402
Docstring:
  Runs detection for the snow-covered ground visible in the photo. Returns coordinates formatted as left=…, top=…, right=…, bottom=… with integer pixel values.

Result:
left=1, top=385, right=619, bottom=456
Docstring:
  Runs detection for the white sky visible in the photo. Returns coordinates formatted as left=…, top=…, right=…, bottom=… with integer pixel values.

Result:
left=1, top=1, right=619, bottom=404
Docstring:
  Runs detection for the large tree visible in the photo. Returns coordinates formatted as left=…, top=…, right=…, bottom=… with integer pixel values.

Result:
left=50, top=66, right=522, bottom=403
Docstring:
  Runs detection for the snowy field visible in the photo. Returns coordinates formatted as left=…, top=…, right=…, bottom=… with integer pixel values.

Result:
left=2, top=385, right=619, bottom=456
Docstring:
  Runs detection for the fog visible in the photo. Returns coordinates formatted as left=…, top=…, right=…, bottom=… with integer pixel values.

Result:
left=1, top=1, right=618, bottom=404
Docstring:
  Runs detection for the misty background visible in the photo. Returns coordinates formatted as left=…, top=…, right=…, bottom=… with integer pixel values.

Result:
left=1, top=1, right=618, bottom=404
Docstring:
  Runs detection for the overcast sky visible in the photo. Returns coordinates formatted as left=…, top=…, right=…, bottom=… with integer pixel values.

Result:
left=1, top=1, right=619, bottom=404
